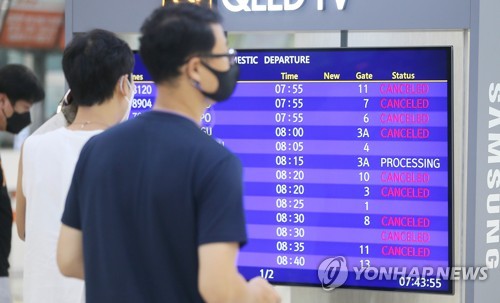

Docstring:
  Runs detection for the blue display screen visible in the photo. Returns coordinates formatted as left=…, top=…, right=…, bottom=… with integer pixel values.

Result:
left=131, top=47, right=453, bottom=294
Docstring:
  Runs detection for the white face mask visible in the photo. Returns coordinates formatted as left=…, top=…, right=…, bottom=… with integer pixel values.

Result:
left=121, top=77, right=135, bottom=122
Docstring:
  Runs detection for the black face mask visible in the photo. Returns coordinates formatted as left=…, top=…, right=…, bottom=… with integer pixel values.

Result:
left=6, top=112, right=31, bottom=134
left=199, top=62, right=239, bottom=102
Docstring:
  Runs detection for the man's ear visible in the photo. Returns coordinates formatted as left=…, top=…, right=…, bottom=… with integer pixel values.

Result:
left=114, top=75, right=128, bottom=97
left=185, top=57, right=202, bottom=84
left=0, top=93, right=7, bottom=108
left=119, top=75, right=127, bottom=95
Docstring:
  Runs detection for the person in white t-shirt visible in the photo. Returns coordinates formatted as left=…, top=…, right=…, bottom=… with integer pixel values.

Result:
left=15, top=29, right=134, bottom=303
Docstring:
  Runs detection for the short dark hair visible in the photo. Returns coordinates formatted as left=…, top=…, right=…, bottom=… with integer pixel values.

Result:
left=62, top=29, right=134, bottom=106
left=139, top=3, right=221, bottom=83
left=0, top=64, right=45, bottom=104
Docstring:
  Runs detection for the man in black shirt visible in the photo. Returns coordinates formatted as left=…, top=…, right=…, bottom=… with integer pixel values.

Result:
left=58, top=3, right=280, bottom=303
left=0, top=64, right=44, bottom=303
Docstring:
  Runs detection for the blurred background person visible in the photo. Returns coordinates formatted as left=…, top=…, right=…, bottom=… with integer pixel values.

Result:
left=0, top=64, right=44, bottom=303
left=16, top=29, right=134, bottom=303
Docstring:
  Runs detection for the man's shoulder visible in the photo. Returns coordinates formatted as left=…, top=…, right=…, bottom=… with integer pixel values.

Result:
left=32, top=112, right=67, bottom=136
left=194, top=139, right=241, bottom=181
left=24, top=127, right=65, bottom=149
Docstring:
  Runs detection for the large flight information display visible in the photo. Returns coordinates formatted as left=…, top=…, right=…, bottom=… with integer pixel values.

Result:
left=131, top=47, right=453, bottom=293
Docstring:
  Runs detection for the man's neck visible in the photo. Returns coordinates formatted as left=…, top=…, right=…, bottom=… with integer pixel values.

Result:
left=153, top=83, right=208, bottom=125
left=68, top=98, right=121, bottom=130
